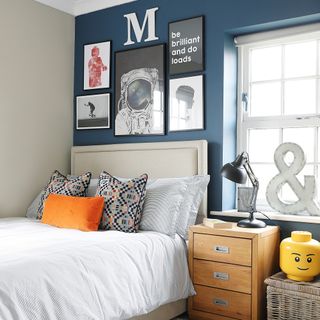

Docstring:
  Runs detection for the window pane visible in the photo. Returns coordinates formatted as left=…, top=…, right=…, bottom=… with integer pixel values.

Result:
left=250, top=46, right=281, bottom=82
left=317, top=166, right=320, bottom=201
left=318, top=129, right=320, bottom=161
left=250, top=164, right=278, bottom=201
left=283, top=127, right=315, bottom=162
left=250, top=82, right=281, bottom=116
left=284, top=79, right=316, bottom=115
left=284, top=41, right=317, bottom=78
left=319, top=41, right=320, bottom=75
left=248, top=129, right=280, bottom=162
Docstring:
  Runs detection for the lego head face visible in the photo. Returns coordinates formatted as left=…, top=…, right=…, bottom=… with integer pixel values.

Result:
left=288, top=251, right=318, bottom=273
left=280, top=231, right=320, bottom=282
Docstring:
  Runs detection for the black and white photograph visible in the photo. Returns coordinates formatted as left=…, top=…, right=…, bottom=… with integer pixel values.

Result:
left=169, top=75, right=204, bottom=132
left=83, top=41, right=111, bottom=90
left=115, top=44, right=165, bottom=136
left=76, top=93, right=110, bottom=130
left=169, top=16, right=204, bottom=75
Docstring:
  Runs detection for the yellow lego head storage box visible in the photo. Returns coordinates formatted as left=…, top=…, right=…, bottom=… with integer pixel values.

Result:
left=280, top=231, right=320, bottom=282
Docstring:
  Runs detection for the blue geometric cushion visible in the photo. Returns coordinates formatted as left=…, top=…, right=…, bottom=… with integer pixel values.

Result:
left=96, top=171, right=148, bottom=233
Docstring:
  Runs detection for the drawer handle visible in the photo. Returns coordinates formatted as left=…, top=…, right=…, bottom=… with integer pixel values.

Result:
left=213, top=298, right=228, bottom=307
left=213, top=245, right=229, bottom=254
left=213, top=272, right=229, bottom=281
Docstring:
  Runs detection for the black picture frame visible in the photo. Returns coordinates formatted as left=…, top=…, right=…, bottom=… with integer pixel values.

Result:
left=76, top=93, right=111, bottom=130
left=169, top=16, right=204, bottom=75
left=169, top=74, right=204, bottom=132
left=114, top=44, right=165, bottom=136
left=83, top=40, right=111, bottom=90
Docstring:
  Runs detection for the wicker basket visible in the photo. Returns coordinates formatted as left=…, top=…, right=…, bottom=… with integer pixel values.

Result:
left=265, top=272, right=320, bottom=320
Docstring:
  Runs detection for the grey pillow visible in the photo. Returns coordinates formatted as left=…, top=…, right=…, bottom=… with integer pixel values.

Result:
left=144, top=176, right=210, bottom=239
left=26, top=192, right=42, bottom=219
left=139, top=180, right=187, bottom=237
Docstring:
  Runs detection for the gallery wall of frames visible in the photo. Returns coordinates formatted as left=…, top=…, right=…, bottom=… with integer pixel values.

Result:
left=74, top=0, right=320, bottom=217
left=76, top=14, right=204, bottom=136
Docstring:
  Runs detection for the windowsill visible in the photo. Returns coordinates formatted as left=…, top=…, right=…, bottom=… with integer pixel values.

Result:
left=210, top=210, right=320, bottom=224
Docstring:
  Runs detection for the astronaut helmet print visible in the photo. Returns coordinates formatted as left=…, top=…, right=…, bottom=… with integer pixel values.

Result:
left=116, top=68, right=159, bottom=135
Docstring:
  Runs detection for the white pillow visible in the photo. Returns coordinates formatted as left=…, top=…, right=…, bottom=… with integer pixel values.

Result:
left=145, top=175, right=210, bottom=239
left=139, top=180, right=188, bottom=237
left=177, top=175, right=210, bottom=239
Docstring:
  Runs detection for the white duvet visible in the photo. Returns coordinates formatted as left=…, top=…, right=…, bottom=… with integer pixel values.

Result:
left=0, top=218, right=194, bottom=320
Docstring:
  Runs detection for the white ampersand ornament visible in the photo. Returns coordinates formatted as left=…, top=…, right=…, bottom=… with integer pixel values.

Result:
left=266, top=142, right=320, bottom=216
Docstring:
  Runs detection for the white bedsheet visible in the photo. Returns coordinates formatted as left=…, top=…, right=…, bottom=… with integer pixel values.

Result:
left=0, top=218, right=194, bottom=320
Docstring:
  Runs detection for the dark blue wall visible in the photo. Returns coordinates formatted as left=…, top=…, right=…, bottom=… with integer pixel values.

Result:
left=74, top=0, right=320, bottom=237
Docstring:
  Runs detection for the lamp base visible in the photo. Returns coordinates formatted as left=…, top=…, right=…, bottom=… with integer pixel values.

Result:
left=237, top=217, right=266, bottom=228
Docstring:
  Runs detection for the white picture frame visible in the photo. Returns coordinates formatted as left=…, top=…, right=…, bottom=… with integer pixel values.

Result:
left=76, top=93, right=110, bottom=130
left=169, top=75, right=204, bottom=132
left=83, top=41, right=111, bottom=90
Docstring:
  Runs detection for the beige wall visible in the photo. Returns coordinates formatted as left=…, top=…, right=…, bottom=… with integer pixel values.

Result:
left=0, top=0, right=74, bottom=217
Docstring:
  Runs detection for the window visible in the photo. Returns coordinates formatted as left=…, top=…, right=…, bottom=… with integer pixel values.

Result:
left=236, top=24, right=320, bottom=218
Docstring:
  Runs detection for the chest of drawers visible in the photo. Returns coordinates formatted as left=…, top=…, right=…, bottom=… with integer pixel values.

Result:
left=188, top=224, right=279, bottom=320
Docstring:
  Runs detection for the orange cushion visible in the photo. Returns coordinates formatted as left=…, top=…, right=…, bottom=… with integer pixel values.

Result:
left=41, top=194, right=104, bottom=231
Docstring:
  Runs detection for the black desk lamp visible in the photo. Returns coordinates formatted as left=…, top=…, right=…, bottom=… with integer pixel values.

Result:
left=221, top=152, right=266, bottom=228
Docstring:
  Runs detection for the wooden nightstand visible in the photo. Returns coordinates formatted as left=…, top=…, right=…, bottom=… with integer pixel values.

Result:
left=188, top=224, right=280, bottom=320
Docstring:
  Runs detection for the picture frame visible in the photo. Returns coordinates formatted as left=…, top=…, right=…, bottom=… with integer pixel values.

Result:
left=237, top=187, right=253, bottom=212
left=83, top=41, right=111, bottom=90
left=169, top=74, right=204, bottom=132
left=114, top=44, right=165, bottom=136
left=169, top=16, right=204, bottom=75
left=76, top=93, right=110, bottom=130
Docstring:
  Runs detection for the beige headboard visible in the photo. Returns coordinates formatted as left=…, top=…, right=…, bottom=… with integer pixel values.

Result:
left=71, top=140, right=208, bottom=221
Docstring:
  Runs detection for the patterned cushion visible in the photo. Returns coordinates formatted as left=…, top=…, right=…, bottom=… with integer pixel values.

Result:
left=96, top=171, right=148, bottom=233
left=37, top=170, right=92, bottom=219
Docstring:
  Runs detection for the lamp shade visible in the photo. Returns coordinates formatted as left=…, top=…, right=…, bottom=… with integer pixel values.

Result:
left=220, top=155, right=247, bottom=184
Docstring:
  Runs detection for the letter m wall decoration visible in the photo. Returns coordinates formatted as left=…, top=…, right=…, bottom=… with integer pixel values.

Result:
left=124, top=7, right=159, bottom=46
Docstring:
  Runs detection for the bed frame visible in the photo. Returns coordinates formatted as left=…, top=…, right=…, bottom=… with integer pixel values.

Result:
left=71, top=140, right=208, bottom=320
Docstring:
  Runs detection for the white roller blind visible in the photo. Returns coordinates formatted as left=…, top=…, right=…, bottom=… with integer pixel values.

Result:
left=234, top=22, right=320, bottom=47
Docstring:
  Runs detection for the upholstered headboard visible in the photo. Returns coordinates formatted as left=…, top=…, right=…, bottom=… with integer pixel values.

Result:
left=71, top=140, right=208, bottom=221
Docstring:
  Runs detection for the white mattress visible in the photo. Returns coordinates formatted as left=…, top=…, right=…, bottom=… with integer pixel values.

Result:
left=0, top=218, right=194, bottom=320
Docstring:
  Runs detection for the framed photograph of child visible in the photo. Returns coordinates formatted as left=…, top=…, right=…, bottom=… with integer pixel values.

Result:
left=83, top=41, right=111, bottom=90
left=76, top=93, right=110, bottom=130
left=169, top=75, right=204, bottom=132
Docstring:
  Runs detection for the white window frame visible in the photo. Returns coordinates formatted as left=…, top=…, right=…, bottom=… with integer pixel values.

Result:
left=235, top=23, right=320, bottom=224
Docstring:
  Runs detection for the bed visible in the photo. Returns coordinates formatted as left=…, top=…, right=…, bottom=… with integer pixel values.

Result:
left=0, top=140, right=208, bottom=320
